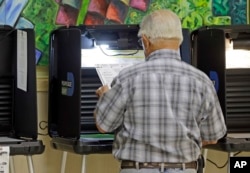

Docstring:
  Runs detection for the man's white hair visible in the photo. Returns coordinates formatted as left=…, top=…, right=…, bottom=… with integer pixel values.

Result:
left=138, top=9, right=183, bottom=46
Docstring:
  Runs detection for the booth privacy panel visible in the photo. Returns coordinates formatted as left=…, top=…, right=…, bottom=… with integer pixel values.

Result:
left=0, top=26, right=38, bottom=139
left=49, top=28, right=82, bottom=138
left=0, top=26, right=45, bottom=155
left=48, top=25, right=192, bottom=139
left=191, top=25, right=250, bottom=133
left=14, top=28, right=38, bottom=139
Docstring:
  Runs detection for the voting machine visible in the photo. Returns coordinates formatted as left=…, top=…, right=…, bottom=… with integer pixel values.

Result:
left=0, top=25, right=45, bottom=155
left=191, top=25, right=250, bottom=152
left=48, top=24, right=192, bottom=154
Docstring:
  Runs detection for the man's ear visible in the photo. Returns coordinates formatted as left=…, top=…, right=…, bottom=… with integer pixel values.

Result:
left=141, top=34, right=150, bottom=49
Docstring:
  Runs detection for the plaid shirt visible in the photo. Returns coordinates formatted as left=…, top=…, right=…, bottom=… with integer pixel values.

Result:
left=95, top=49, right=227, bottom=163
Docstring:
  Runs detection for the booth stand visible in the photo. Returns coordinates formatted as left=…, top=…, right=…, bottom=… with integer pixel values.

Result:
left=50, top=136, right=113, bottom=173
left=204, top=137, right=250, bottom=173
left=0, top=140, right=45, bottom=173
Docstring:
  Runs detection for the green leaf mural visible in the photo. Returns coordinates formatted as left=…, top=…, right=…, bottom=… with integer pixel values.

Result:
left=0, top=0, right=248, bottom=65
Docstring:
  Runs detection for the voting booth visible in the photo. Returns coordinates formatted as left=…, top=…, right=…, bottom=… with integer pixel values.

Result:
left=191, top=25, right=250, bottom=151
left=191, top=25, right=250, bottom=173
left=0, top=25, right=45, bottom=173
left=48, top=24, right=191, bottom=172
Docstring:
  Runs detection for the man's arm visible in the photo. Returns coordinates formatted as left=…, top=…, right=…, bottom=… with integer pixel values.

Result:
left=93, top=109, right=107, bottom=133
left=94, top=85, right=110, bottom=133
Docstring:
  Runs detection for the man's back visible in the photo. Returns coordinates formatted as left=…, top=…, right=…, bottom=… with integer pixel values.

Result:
left=109, top=49, right=226, bottom=162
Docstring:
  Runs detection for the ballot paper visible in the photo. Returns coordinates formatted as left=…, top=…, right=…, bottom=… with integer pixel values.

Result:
left=95, top=64, right=134, bottom=88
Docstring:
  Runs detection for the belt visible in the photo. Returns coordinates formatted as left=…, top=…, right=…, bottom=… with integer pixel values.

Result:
left=121, top=160, right=197, bottom=170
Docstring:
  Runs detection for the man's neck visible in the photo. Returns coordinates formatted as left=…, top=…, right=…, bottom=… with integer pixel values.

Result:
left=150, top=39, right=179, bottom=51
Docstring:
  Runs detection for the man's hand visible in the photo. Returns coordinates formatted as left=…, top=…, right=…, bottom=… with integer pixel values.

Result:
left=95, top=85, right=110, bottom=98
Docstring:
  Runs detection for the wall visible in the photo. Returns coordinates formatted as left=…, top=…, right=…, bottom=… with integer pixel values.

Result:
left=0, top=0, right=248, bottom=65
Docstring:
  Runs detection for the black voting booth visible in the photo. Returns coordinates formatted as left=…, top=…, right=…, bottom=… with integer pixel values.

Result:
left=191, top=25, right=250, bottom=152
left=0, top=25, right=45, bottom=155
left=48, top=24, right=192, bottom=155
left=0, top=25, right=45, bottom=173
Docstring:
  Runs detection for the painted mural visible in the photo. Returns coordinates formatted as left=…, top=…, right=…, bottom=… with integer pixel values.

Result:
left=0, top=0, right=248, bottom=65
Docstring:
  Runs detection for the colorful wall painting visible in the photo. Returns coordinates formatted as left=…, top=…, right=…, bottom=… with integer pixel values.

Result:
left=0, top=0, right=248, bottom=65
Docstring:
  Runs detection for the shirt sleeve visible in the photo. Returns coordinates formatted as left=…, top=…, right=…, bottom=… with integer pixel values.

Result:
left=95, top=79, right=126, bottom=132
left=199, top=85, right=227, bottom=141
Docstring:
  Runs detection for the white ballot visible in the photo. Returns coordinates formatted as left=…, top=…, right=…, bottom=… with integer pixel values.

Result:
left=95, top=64, right=133, bottom=88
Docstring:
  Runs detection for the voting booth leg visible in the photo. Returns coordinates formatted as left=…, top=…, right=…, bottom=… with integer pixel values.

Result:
left=60, top=151, right=68, bottom=173
left=27, top=155, right=34, bottom=173
left=60, top=152, right=86, bottom=173
left=81, top=155, right=86, bottom=173
left=10, top=156, right=15, bottom=173
left=9, top=156, right=34, bottom=173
